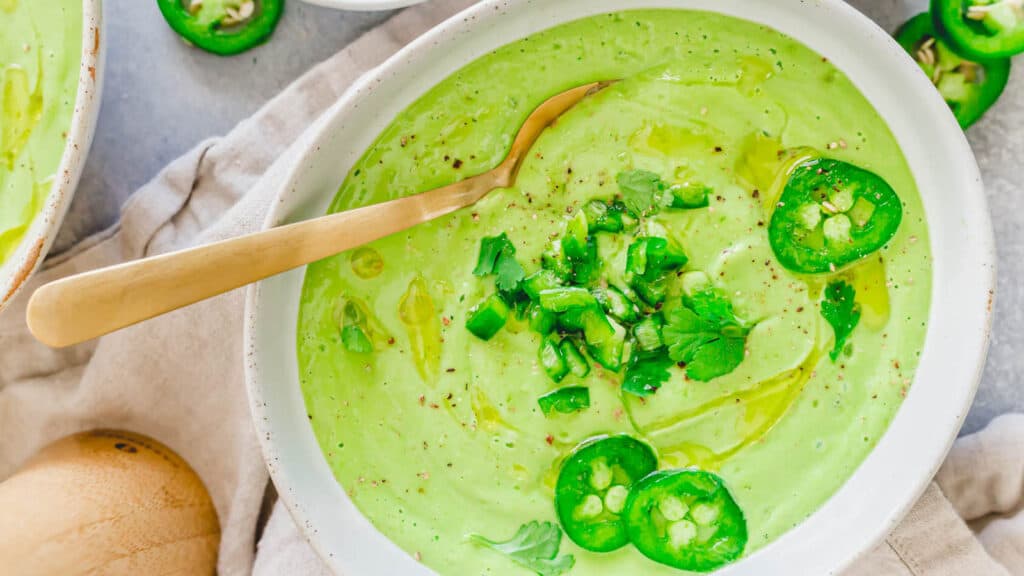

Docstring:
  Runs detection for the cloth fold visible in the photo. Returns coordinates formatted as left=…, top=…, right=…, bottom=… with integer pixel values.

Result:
left=0, top=1, right=1021, bottom=575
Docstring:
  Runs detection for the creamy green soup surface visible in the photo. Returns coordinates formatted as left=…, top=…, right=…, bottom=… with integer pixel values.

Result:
left=0, top=0, right=83, bottom=264
left=297, top=10, right=931, bottom=575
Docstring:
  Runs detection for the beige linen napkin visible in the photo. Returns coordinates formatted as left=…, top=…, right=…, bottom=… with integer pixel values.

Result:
left=0, top=2, right=1020, bottom=575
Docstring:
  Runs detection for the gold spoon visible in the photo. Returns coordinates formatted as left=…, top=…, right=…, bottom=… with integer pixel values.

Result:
left=27, top=81, right=614, bottom=348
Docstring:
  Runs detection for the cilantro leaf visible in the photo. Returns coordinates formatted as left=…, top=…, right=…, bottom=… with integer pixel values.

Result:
left=494, top=247, right=526, bottom=292
left=474, top=233, right=513, bottom=276
left=820, top=280, right=861, bottom=361
left=662, top=290, right=750, bottom=382
left=470, top=521, right=575, bottom=576
left=622, top=352, right=675, bottom=397
left=473, top=233, right=525, bottom=292
left=616, top=170, right=669, bottom=218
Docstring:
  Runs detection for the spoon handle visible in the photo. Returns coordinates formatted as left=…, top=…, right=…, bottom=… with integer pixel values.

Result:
left=26, top=173, right=499, bottom=348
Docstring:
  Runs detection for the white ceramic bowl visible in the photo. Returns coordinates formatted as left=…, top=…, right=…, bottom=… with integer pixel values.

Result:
left=246, top=0, right=995, bottom=574
left=0, top=0, right=105, bottom=313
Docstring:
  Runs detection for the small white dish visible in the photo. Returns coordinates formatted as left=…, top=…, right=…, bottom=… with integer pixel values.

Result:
left=0, top=0, right=105, bottom=313
left=246, top=0, right=995, bottom=574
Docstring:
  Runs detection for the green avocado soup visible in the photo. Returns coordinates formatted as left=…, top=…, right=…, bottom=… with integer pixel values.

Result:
left=297, top=10, right=931, bottom=575
left=0, top=0, right=83, bottom=265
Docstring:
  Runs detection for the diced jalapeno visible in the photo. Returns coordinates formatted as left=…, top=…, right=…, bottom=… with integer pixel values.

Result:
left=528, top=304, right=557, bottom=335
left=631, top=277, right=668, bottom=307
left=538, top=386, right=591, bottom=416
left=633, top=315, right=664, bottom=352
left=624, top=469, right=748, bottom=572
left=768, top=158, right=902, bottom=274
left=592, top=285, right=640, bottom=324
left=523, top=269, right=565, bottom=301
left=570, top=236, right=602, bottom=286
left=583, top=200, right=626, bottom=233
left=539, top=336, right=570, bottom=383
left=555, top=435, right=658, bottom=552
left=560, top=339, right=591, bottom=377
left=563, top=210, right=590, bottom=260
left=465, top=293, right=510, bottom=341
left=541, top=241, right=574, bottom=282
left=669, top=183, right=711, bottom=209
left=586, top=316, right=626, bottom=371
left=539, top=287, right=599, bottom=312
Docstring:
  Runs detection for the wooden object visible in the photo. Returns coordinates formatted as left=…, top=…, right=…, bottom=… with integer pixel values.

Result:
left=0, top=430, right=220, bottom=575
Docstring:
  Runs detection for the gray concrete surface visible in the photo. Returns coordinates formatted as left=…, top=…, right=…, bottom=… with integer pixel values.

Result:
left=59, top=0, right=1020, bottom=434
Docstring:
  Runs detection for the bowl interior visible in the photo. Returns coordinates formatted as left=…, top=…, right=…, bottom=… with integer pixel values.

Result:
left=0, top=0, right=105, bottom=312
left=246, top=1, right=994, bottom=574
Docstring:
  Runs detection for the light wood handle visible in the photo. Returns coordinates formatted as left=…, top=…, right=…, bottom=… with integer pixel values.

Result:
left=27, top=173, right=499, bottom=348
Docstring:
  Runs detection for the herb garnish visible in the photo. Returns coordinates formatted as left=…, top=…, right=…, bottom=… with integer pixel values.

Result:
left=470, top=521, right=576, bottom=576
left=622, top=352, right=675, bottom=397
left=820, top=280, right=861, bottom=361
left=662, top=290, right=751, bottom=382
left=473, top=232, right=526, bottom=292
left=617, top=169, right=669, bottom=218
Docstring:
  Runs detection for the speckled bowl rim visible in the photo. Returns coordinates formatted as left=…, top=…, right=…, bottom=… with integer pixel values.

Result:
left=245, top=1, right=995, bottom=574
left=0, top=0, right=105, bottom=313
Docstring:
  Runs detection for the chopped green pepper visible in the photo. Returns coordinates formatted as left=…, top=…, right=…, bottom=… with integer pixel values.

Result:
left=668, top=183, right=711, bottom=209
left=539, top=336, right=570, bottom=383
left=523, top=270, right=565, bottom=301
left=539, top=287, right=599, bottom=312
left=633, top=315, right=665, bottom=352
left=563, top=211, right=590, bottom=260
left=466, top=293, right=510, bottom=341
left=768, top=158, right=902, bottom=274
left=626, top=237, right=688, bottom=280
left=624, top=469, right=748, bottom=572
left=157, top=0, right=285, bottom=56
left=933, top=0, right=1024, bottom=59
left=586, top=316, right=626, bottom=371
left=583, top=200, right=634, bottom=233
left=538, top=386, right=591, bottom=416
left=896, top=12, right=1010, bottom=128
left=593, top=286, right=641, bottom=324
left=528, top=304, right=557, bottom=335
left=555, top=435, right=659, bottom=552
left=560, top=339, right=591, bottom=377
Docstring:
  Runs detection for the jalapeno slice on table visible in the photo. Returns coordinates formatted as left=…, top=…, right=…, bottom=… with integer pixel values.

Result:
left=896, top=12, right=1010, bottom=128
left=157, top=0, right=285, bottom=56
left=623, top=469, right=747, bottom=573
left=933, top=0, right=1024, bottom=59
left=555, top=435, right=658, bottom=552
left=768, top=158, right=902, bottom=274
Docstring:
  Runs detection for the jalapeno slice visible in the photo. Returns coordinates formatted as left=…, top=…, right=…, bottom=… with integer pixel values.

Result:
left=897, top=12, right=1010, bottom=128
left=624, top=469, right=747, bottom=573
left=768, top=158, right=902, bottom=274
left=554, top=435, right=658, bottom=552
left=933, top=0, right=1024, bottom=59
left=157, top=0, right=284, bottom=56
